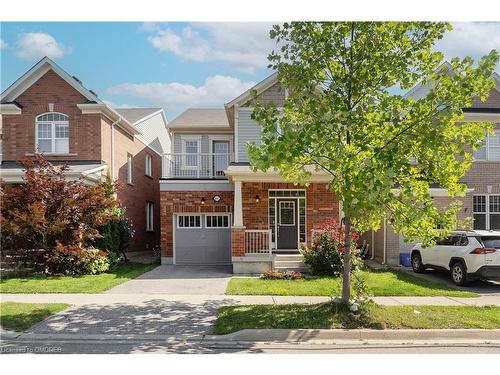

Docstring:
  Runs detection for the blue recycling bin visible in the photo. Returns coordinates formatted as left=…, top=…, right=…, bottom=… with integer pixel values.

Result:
left=400, top=252, right=412, bottom=267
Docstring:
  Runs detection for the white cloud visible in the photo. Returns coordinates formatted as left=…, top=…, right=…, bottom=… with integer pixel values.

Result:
left=148, top=23, right=275, bottom=73
left=108, top=75, right=255, bottom=117
left=436, top=22, right=500, bottom=71
left=0, top=39, right=6, bottom=49
left=14, top=32, right=70, bottom=60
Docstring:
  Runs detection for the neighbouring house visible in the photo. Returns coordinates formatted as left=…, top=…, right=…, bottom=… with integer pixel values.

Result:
left=159, top=68, right=500, bottom=272
left=0, top=57, right=169, bottom=252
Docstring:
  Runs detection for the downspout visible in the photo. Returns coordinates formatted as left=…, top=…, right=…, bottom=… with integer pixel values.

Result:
left=110, top=116, right=122, bottom=180
left=383, top=219, right=387, bottom=264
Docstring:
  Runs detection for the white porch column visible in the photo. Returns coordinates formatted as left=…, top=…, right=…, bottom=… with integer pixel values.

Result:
left=233, top=180, right=243, bottom=227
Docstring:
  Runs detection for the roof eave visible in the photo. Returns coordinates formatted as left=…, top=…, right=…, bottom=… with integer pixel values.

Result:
left=77, top=104, right=140, bottom=135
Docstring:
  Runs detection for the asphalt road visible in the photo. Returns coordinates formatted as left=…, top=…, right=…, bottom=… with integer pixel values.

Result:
left=1, top=339, right=499, bottom=354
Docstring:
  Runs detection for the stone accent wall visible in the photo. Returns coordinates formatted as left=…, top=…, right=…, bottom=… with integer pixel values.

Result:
left=159, top=190, right=234, bottom=257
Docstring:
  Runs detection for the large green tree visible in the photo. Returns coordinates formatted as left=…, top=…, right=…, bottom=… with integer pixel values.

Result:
left=248, top=22, right=499, bottom=303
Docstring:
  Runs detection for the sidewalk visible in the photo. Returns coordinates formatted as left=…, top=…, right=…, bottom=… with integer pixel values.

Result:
left=1, top=293, right=499, bottom=306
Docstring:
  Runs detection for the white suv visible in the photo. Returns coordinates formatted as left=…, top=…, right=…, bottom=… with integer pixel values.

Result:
left=410, top=230, right=500, bottom=286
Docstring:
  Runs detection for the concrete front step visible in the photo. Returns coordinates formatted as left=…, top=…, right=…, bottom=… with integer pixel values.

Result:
left=273, top=260, right=307, bottom=268
left=272, top=254, right=304, bottom=261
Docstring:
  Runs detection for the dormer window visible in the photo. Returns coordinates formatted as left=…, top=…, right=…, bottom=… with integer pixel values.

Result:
left=36, top=112, right=70, bottom=154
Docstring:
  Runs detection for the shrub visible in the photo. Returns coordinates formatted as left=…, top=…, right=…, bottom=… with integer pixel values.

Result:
left=301, top=218, right=360, bottom=277
left=45, top=243, right=109, bottom=275
left=261, top=270, right=304, bottom=280
left=95, top=212, right=134, bottom=265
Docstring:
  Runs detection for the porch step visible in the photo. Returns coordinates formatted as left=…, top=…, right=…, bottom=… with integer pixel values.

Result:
left=273, top=260, right=307, bottom=268
left=272, top=254, right=304, bottom=261
left=273, top=266, right=310, bottom=273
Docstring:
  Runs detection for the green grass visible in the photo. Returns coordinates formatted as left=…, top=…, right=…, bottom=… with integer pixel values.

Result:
left=226, top=269, right=478, bottom=297
left=0, top=262, right=157, bottom=294
left=0, top=302, right=70, bottom=332
left=214, top=303, right=500, bottom=334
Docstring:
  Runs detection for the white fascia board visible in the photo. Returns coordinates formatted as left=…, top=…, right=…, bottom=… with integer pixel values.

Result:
left=225, top=72, right=278, bottom=109
left=225, top=165, right=332, bottom=183
left=1, top=57, right=100, bottom=104
left=0, top=104, right=22, bottom=115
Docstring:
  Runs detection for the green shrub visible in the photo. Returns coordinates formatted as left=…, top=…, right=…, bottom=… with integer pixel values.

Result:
left=95, top=214, right=134, bottom=264
left=301, top=219, right=360, bottom=277
left=45, top=243, right=109, bottom=275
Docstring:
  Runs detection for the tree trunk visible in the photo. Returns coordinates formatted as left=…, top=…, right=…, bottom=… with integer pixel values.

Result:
left=341, top=216, right=352, bottom=303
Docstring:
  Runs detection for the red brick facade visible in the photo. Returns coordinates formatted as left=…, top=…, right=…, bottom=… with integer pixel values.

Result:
left=159, top=190, right=234, bottom=257
left=1, top=69, right=161, bottom=252
left=241, top=182, right=340, bottom=246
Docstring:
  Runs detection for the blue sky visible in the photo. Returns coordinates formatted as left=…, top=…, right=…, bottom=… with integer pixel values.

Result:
left=1, top=22, right=499, bottom=120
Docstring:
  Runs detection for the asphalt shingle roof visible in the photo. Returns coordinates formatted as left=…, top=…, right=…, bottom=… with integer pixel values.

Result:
left=114, top=108, right=162, bottom=124
left=168, top=108, right=229, bottom=129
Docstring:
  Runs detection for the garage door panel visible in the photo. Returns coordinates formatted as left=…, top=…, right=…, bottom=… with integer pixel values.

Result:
left=174, top=214, right=231, bottom=265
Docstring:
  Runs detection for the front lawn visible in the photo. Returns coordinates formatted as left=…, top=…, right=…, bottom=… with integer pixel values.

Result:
left=214, top=303, right=500, bottom=334
left=226, top=269, right=477, bottom=297
left=0, top=302, right=70, bottom=331
left=0, top=262, right=157, bottom=294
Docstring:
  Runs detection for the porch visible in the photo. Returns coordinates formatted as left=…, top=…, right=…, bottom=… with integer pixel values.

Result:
left=162, top=152, right=233, bottom=179
left=230, top=180, right=340, bottom=274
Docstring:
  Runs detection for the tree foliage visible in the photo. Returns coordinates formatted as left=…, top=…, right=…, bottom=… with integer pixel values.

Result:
left=249, top=22, right=499, bottom=245
left=1, top=154, right=119, bottom=250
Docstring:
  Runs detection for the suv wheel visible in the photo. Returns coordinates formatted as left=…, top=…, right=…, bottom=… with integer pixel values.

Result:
left=451, top=262, right=467, bottom=286
left=411, top=252, right=425, bottom=273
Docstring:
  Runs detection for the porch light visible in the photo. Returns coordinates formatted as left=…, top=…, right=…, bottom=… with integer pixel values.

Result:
left=255, top=195, right=260, bottom=203
left=201, top=197, right=206, bottom=205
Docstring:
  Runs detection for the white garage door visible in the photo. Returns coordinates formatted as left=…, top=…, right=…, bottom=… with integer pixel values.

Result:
left=174, top=213, right=231, bottom=265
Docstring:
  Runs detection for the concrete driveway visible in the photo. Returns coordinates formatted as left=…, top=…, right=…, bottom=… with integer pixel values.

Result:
left=105, top=265, right=233, bottom=295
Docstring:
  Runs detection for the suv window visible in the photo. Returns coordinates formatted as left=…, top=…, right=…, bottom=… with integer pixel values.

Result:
left=480, top=236, right=500, bottom=249
left=436, top=235, right=468, bottom=246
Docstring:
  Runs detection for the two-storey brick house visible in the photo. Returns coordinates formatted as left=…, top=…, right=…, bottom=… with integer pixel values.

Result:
left=159, top=70, right=500, bottom=272
left=0, top=57, right=170, bottom=252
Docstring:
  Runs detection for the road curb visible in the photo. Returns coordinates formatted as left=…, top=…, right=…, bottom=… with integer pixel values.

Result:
left=204, top=328, right=500, bottom=344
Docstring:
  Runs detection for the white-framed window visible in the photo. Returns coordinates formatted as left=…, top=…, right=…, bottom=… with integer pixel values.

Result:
left=127, top=153, right=133, bottom=184
left=177, top=215, right=201, bottom=229
left=205, top=214, right=230, bottom=228
left=145, top=154, right=152, bottom=177
left=182, top=137, right=199, bottom=168
left=36, top=112, right=69, bottom=153
left=473, top=195, right=500, bottom=230
left=473, top=131, right=500, bottom=161
left=146, top=202, right=154, bottom=231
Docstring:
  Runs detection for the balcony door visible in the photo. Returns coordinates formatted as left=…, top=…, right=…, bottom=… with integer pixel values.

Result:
left=213, top=141, right=229, bottom=177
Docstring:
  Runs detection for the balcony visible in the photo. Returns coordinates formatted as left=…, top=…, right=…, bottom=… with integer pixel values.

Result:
left=162, top=153, right=234, bottom=179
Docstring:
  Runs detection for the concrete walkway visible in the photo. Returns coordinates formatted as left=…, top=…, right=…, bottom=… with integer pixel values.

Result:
left=2, top=293, right=499, bottom=306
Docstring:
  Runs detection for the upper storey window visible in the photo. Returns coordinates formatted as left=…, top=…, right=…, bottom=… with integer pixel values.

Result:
left=36, top=113, right=70, bottom=154
left=473, top=130, right=500, bottom=161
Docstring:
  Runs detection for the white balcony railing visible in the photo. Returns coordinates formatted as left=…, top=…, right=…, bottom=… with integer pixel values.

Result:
left=245, top=229, right=272, bottom=257
left=162, top=153, right=233, bottom=179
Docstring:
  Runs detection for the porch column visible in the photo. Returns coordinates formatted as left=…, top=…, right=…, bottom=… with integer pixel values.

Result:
left=233, top=180, right=243, bottom=227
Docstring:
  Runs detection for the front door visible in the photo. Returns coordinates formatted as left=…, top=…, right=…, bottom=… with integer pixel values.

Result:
left=277, top=200, right=298, bottom=249
left=213, top=141, right=230, bottom=177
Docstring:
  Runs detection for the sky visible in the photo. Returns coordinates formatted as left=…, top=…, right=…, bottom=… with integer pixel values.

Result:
left=1, top=22, right=499, bottom=120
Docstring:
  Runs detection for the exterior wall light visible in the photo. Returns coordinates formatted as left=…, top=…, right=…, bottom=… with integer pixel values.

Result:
left=201, top=197, right=206, bottom=205
left=255, top=195, right=260, bottom=203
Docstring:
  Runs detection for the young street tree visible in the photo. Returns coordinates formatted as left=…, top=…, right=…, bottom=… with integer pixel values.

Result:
left=248, top=22, right=499, bottom=303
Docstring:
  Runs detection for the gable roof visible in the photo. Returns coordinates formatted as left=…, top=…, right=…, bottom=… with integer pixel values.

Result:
left=168, top=108, right=230, bottom=130
left=114, top=107, right=163, bottom=124
left=224, top=72, right=278, bottom=109
left=1, top=56, right=101, bottom=104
